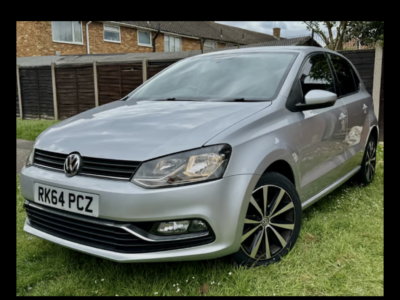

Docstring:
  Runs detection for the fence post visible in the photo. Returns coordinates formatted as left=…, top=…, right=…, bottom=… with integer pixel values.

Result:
left=51, top=63, right=59, bottom=120
left=372, top=41, right=383, bottom=121
left=16, top=65, right=23, bottom=119
left=93, top=61, right=99, bottom=107
left=142, top=59, right=147, bottom=82
left=311, top=29, right=314, bottom=47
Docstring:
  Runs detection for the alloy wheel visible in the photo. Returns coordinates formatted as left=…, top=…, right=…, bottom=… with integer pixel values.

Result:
left=241, top=184, right=296, bottom=260
left=365, top=140, right=376, bottom=182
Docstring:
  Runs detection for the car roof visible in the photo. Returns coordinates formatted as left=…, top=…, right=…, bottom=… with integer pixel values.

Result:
left=198, top=46, right=339, bottom=57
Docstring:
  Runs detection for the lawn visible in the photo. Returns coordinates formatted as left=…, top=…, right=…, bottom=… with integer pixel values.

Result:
left=17, top=118, right=59, bottom=141
left=16, top=145, right=384, bottom=296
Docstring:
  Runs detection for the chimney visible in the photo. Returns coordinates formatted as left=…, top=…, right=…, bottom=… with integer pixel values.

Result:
left=273, top=27, right=281, bottom=39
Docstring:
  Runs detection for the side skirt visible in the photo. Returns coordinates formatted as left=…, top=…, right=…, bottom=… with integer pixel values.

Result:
left=301, top=166, right=361, bottom=210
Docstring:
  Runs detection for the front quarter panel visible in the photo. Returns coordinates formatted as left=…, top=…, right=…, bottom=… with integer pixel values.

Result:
left=206, top=99, right=302, bottom=191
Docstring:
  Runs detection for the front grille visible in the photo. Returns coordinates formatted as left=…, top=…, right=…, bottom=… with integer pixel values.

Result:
left=25, top=202, right=215, bottom=253
left=33, top=149, right=140, bottom=180
left=80, top=156, right=140, bottom=180
left=34, top=149, right=67, bottom=170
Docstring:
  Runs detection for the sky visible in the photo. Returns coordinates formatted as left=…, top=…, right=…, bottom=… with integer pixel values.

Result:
left=215, top=21, right=311, bottom=38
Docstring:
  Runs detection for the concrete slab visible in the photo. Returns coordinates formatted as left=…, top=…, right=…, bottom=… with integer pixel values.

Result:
left=17, top=148, right=30, bottom=174
left=17, top=139, right=34, bottom=150
left=17, top=139, right=34, bottom=174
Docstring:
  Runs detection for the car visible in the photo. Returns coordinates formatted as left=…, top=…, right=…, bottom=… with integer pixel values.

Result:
left=20, top=46, right=379, bottom=267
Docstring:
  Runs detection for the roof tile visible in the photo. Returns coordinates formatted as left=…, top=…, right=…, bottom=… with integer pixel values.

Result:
left=114, top=21, right=277, bottom=44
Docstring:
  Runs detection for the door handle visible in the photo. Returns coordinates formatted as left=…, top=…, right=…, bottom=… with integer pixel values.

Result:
left=338, top=113, right=347, bottom=121
left=363, top=104, right=368, bottom=113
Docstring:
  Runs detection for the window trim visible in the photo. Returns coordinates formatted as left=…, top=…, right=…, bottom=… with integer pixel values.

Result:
left=326, top=53, right=361, bottom=99
left=51, top=21, right=84, bottom=45
left=164, top=35, right=182, bottom=52
left=103, top=24, right=121, bottom=44
left=137, top=30, right=152, bottom=47
left=285, top=51, right=338, bottom=112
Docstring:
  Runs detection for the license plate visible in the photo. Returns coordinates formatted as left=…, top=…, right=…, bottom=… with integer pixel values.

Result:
left=34, top=183, right=99, bottom=217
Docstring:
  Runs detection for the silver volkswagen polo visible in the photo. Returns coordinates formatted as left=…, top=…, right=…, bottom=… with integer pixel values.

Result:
left=21, top=46, right=379, bottom=267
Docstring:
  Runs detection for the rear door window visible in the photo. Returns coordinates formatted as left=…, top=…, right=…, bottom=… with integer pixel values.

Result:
left=328, top=54, right=358, bottom=96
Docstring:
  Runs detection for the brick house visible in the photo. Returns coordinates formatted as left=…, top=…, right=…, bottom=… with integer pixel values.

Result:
left=16, top=21, right=280, bottom=57
left=342, top=38, right=374, bottom=50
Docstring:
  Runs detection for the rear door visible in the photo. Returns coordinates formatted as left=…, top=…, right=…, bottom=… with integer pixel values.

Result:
left=294, top=53, right=349, bottom=201
left=327, top=53, right=371, bottom=174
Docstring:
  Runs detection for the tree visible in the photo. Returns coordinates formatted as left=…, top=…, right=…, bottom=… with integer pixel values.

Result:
left=345, top=21, right=384, bottom=47
left=303, top=21, right=350, bottom=50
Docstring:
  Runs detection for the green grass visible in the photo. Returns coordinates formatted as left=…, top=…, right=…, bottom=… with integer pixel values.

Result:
left=17, top=118, right=59, bottom=141
left=16, top=145, right=383, bottom=296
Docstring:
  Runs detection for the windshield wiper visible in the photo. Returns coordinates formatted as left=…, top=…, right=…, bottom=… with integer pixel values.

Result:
left=132, top=97, right=266, bottom=102
left=120, top=96, right=130, bottom=101
left=218, top=98, right=269, bottom=102
left=211, top=98, right=248, bottom=102
left=162, top=98, right=253, bottom=102
left=153, top=98, right=199, bottom=101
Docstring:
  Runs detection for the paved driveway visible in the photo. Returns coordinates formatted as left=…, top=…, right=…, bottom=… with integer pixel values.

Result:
left=17, top=139, right=34, bottom=174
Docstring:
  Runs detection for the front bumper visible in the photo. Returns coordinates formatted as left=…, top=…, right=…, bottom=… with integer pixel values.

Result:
left=21, top=165, right=259, bottom=262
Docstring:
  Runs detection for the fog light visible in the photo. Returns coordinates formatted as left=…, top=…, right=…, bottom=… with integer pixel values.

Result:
left=189, top=220, right=208, bottom=232
left=157, top=221, right=190, bottom=235
left=154, top=219, right=209, bottom=235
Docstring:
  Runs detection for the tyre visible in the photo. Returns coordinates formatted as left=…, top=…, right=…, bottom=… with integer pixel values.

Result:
left=232, top=172, right=302, bottom=267
left=357, top=135, right=377, bottom=186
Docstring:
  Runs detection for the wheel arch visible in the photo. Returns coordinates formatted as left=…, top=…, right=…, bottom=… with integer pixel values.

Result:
left=254, top=147, right=301, bottom=191
left=263, top=159, right=295, bottom=186
left=368, top=125, right=379, bottom=143
left=231, top=148, right=301, bottom=255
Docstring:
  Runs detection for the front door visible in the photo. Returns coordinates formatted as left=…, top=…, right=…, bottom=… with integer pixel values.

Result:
left=295, top=53, right=349, bottom=202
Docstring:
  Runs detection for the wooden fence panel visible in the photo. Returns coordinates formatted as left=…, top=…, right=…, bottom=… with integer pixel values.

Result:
left=98, top=65, right=121, bottom=106
left=97, top=63, right=142, bottom=106
left=56, top=68, right=78, bottom=119
left=36, top=68, right=54, bottom=119
left=16, top=75, right=20, bottom=117
left=121, top=64, right=142, bottom=97
left=76, top=66, right=95, bottom=114
left=147, top=61, right=175, bottom=80
left=340, top=49, right=375, bottom=95
left=20, top=67, right=54, bottom=119
left=20, top=68, right=39, bottom=119
left=379, top=49, right=384, bottom=141
left=56, top=66, right=95, bottom=119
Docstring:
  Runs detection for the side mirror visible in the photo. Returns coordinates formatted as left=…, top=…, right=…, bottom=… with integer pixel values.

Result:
left=295, top=90, right=337, bottom=111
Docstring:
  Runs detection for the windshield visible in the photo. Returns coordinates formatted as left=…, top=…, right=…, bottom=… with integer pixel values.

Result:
left=126, top=52, right=297, bottom=102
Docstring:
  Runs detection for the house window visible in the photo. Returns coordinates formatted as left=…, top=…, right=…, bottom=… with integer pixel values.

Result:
left=164, top=36, right=182, bottom=52
left=104, top=25, right=121, bottom=43
left=138, top=30, right=152, bottom=46
left=204, top=40, right=218, bottom=50
left=52, top=21, right=83, bottom=44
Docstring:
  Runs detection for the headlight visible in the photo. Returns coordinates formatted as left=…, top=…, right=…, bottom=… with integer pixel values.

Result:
left=25, top=148, right=35, bottom=167
left=132, top=144, right=232, bottom=188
